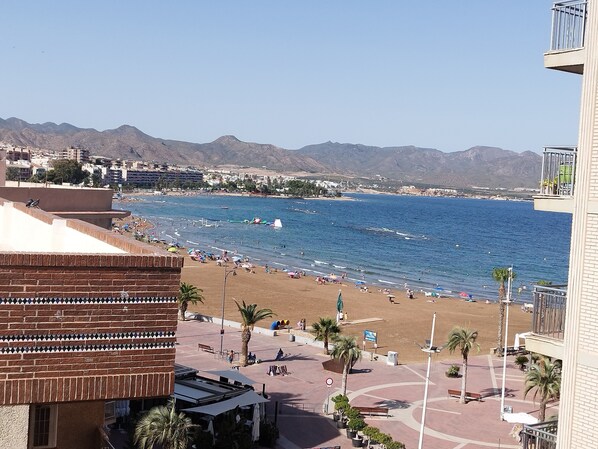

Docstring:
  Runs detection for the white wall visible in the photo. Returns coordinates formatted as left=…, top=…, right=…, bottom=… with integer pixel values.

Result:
left=0, top=202, right=125, bottom=253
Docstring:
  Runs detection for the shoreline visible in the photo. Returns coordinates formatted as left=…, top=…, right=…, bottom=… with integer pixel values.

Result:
left=114, top=213, right=534, bottom=363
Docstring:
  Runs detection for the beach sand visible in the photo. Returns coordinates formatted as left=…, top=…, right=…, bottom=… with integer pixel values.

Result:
left=180, top=255, right=532, bottom=364
left=114, top=215, right=533, bottom=364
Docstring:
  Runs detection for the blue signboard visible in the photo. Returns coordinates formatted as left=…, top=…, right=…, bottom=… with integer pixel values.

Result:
left=364, top=330, right=377, bottom=343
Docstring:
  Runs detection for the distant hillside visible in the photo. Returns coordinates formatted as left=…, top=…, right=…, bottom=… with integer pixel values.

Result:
left=297, top=142, right=541, bottom=189
left=0, top=117, right=541, bottom=189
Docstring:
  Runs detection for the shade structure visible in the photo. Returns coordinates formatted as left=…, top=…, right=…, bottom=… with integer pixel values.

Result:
left=183, top=391, right=269, bottom=416
left=336, top=290, right=343, bottom=313
left=205, top=369, right=257, bottom=385
left=503, top=412, right=539, bottom=425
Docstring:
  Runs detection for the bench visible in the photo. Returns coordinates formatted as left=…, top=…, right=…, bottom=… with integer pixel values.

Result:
left=352, top=406, right=390, bottom=417
left=448, top=389, right=483, bottom=402
left=197, top=343, right=214, bottom=353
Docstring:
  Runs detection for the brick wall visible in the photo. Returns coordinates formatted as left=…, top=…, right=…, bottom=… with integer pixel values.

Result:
left=0, top=251, right=182, bottom=406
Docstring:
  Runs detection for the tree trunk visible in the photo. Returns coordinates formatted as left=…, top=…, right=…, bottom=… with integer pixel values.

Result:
left=539, top=398, right=547, bottom=422
left=341, top=362, right=349, bottom=396
left=179, top=302, right=187, bottom=321
left=240, top=328, right=251, bottom=366
left=460, top=356, right=468, bottom=404
left=497, top=281, right=506, bottom=353
left=324, top=335, right=329, bottom=355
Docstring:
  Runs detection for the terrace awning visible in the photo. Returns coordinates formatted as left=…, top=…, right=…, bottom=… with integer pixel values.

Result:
left=182, top=391, right=269, bottom=416
left=205, top=370, right=258, bottom=385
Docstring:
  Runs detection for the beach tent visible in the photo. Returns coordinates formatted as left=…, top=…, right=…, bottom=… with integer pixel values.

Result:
left=336, top=290, right=343, bottom=313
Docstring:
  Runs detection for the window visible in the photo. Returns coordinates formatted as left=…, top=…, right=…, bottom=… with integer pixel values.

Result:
left=29, top=404, right=57, bottom=449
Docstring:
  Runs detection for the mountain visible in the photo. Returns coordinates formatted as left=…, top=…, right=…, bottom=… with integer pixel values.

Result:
left=297, top=142, right=540, bottom=189
left=0, top=117, right=541, bottom=189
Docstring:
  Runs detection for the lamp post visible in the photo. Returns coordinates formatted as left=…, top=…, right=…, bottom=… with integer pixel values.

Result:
left=500, top=266, right=513, bottom=420
left=418, top=312, right=442, bottom=449
left=219, top=265, right=236, bottom=355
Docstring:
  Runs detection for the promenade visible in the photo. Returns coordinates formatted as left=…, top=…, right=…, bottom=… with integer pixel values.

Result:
left=175, top=319, right=556, bottom=449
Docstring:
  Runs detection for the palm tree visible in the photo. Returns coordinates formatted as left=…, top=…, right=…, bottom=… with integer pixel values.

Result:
left=330, top=335, right=362, bottom=396
left=492, top=267, right=516, bottom=354
left=178, top=282, right=204, bottom=321
left=311, top=317, right=341, bottom=355
left=524, top=356, right=561, bottom=422
left=236, top=300, right=275, bottom=366
left=134, top=400, right=196, bottom=449
left=446, top=326, right=480, bottom=404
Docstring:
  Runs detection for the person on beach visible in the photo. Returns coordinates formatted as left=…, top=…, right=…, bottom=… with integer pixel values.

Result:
left=227, top=350, right=234, bottom=364
left=275, top=348, right=284, bottom=361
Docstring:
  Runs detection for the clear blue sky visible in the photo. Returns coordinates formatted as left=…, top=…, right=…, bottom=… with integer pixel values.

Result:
left=1, top=1, right=581, bottom=153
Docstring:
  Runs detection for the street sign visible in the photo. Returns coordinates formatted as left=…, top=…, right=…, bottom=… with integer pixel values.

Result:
left=326, top=377, right=333, bottom=387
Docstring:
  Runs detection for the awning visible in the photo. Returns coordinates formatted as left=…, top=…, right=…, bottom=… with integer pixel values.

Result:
left=503, top=412, right=539, bottom=425
left=183, top=391, right=269, bottom=416
left=205, top=370, right=257, bottom=385
left=173, top=383, right=216, bottom=403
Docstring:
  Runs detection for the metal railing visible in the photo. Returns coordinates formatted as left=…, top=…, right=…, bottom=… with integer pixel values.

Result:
left=532, top=285, right=567, bottom=340
left=539, top=146, right=577, bottom=197
left=550, top=1, right=588, bottom=51
left=521, top=420, right=558, bottom=449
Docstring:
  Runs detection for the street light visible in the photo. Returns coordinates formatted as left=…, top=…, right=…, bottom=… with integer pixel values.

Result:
left=418, top=312, right=443, bottom=449
left=219, top=264, right=236, bottom=355
left=500, top=266, right=513, bottom=420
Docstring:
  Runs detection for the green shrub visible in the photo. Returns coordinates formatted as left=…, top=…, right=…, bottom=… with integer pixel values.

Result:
left=515, top=355, right=529, bottom=371
left=348, top=416, right=366, bottom=432
left=446, top=364, right=460, bottom=378
left=258, top=420, right=279, bottom=448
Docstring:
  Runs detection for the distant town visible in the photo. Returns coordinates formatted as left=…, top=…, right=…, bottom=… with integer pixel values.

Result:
left=1, top=142, right=537, bottom=201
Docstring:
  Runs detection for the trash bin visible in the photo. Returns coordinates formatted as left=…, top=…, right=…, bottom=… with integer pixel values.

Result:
left=288, top=334, right=295, bottom=342
left=387, top=351, right=398, bottom=366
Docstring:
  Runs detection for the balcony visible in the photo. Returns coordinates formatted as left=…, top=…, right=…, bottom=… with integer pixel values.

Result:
left=525, top=285, right=567, bottom=360
left=521, top=421, right=558, bottom=449
left=544, top=1, right=587, bottom=74
left=533, top=146, right=576, bottom=214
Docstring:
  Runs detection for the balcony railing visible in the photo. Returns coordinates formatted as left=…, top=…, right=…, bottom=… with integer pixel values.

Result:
left=539, top=146, right=577, bottom=197
left=521, top=421, right=558, bottom=449
left=532, top=285, right=567, bottom=340
left=550, top=1, right=588, bottom=51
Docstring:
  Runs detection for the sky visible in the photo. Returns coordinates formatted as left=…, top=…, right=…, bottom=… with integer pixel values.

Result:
left=1, top=1, right=581, bottom=153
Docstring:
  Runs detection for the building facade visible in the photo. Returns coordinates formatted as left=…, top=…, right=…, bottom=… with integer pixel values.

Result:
left=0, top=199, right=183, bottom=449
left=528, top=1, right=598, bottom=447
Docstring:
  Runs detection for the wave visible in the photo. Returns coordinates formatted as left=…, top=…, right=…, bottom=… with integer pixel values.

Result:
left=378, top=279, right=398, bottom=285
left=186, top=240, right=200, bottom=245
left=333, top=265, right=347, bottom=269
left=364, top=226, right=427, bottom=240
left=314, top=260, right=329, bottom=265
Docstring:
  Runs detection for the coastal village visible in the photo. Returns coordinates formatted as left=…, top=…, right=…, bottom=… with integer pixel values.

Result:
left=1, top=2, right=596, bottom=449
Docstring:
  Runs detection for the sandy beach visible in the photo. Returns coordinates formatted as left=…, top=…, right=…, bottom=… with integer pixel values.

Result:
left=180, top=255, right=532, bottom=364
left=115, top=215, right=533, bottom=364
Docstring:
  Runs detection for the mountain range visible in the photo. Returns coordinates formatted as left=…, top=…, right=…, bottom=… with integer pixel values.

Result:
left=0, top=117, right=541, bottom=189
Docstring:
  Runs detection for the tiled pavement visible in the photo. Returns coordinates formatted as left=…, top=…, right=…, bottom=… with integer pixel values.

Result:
left=176, top=319, right=556, bottom=449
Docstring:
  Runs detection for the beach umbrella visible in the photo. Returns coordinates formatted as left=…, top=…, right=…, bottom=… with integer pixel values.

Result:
left=167, top=246, right=178, bottom=253
left=336, top=289, right=343, bottom=313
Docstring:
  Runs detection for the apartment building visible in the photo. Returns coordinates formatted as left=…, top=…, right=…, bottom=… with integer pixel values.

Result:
left=527, top=1, right=597, bottom=447
left=0, top=199, right=183, bottom=449
left=60, top=147, right=90, bottom=164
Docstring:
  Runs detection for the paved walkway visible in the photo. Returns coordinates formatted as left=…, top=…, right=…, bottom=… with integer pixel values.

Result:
left=175, top=319, right=556, bottom=449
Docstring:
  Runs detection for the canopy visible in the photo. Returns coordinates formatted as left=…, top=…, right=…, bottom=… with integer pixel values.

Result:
left=205, top=370, right=257, bottom=385
left=503, top=412, right=539, bottom=425
left=336, top=290, right=343, bottom=313
left=183, top=391, right=269, bottom=416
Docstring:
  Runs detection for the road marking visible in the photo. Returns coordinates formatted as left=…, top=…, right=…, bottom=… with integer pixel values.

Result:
left=403, top=364, right=430, bottom=382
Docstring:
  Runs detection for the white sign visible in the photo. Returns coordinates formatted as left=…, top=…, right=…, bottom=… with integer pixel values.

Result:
left=326, top=377, right=333, bottom=387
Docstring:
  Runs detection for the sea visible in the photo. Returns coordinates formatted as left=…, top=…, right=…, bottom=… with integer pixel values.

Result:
left=121, top=193, right=571, bottom=304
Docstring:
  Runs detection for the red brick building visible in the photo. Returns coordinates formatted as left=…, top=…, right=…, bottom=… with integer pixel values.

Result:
left=0, top=199, right=183, bottom=449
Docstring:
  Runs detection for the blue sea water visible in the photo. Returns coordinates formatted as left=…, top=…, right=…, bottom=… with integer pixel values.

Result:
left=122, top=193, right=571, bottom=303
